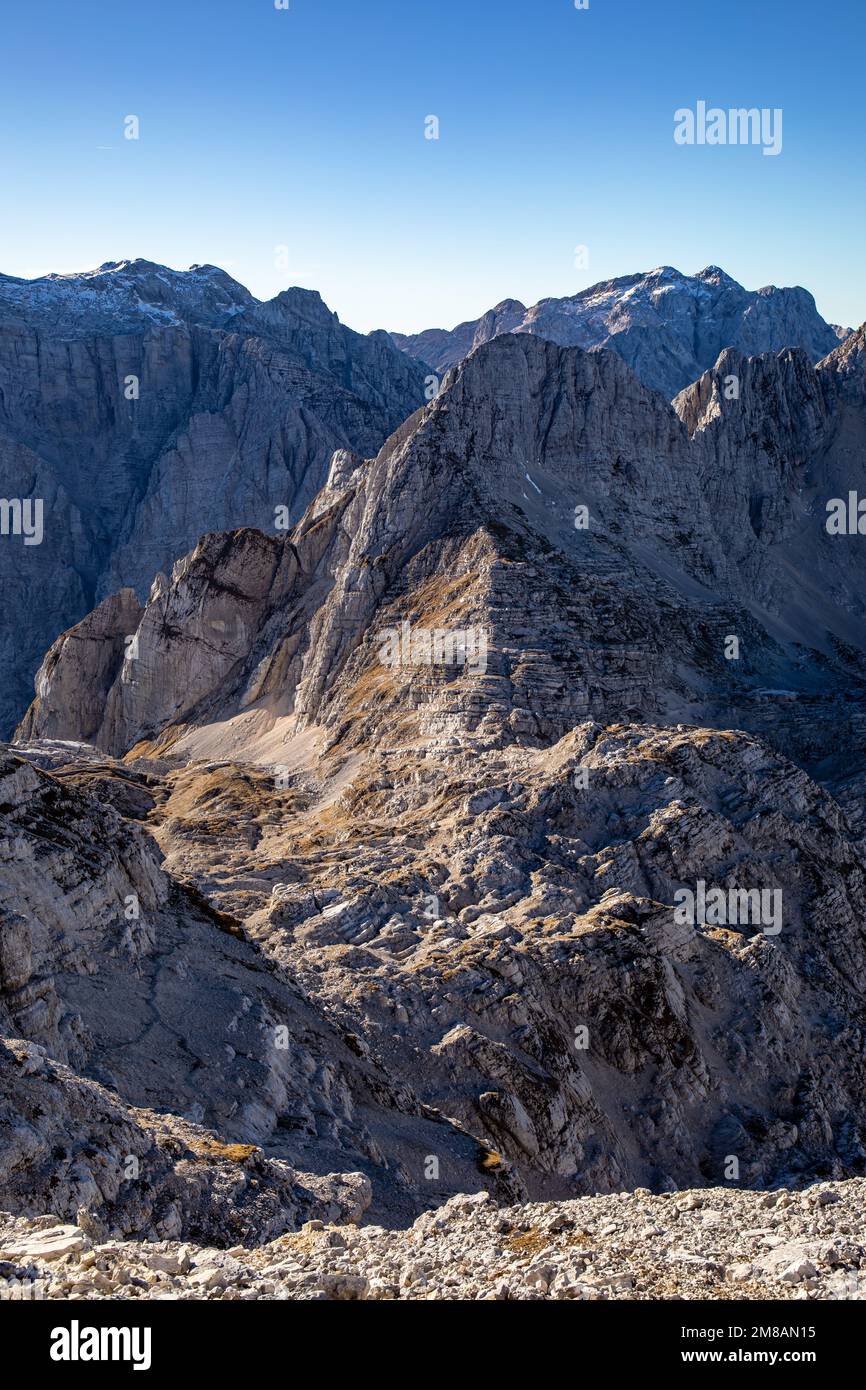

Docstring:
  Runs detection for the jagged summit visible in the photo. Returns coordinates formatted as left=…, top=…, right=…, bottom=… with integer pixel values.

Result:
left=693, top=265, right=742, bottom=289
left=819, top=322, right=866, bottom=382
left=263, top=285, right=338, bottom=317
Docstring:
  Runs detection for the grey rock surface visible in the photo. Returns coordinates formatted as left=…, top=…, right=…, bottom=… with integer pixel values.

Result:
left=0, top=750, right=518, bottom=1232
left=23, top=330, right=866, bottom=785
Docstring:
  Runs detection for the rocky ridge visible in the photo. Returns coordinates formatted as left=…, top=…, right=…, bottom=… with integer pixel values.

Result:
left=20, top=329, right=866, bottom=784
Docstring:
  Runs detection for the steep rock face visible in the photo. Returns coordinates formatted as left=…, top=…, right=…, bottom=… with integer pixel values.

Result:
left=16, top=589, right=143, bottom=746
left=671, top=340, right=866, bottom=633
left=0, top=260, right=428, bottom=737
left=392, top=265, right=849, bottom=398
left=823, top=324, right=866, bottom=394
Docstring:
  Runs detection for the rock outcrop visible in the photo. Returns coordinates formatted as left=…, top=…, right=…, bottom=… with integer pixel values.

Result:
left=0, top=750, right=518, bottom=1233
left=91, top=722, right=866, bottom=1201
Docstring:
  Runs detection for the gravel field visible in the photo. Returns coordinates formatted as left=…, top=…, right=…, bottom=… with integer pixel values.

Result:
left=3, top=1180, right=865, bottom=1301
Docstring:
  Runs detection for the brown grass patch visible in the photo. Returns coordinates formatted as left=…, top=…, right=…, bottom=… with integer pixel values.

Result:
left=477, top=1147, right=504, bottom=1172
left=188, top=1138, right=258, bottom=1164
left=503, top=1228, right=552, bottom=1256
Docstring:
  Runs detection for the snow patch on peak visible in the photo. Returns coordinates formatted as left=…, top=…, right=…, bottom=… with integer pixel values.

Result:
left=694, top=265, right=739, bottom=285
left=0, top=256, right=256, bottom=335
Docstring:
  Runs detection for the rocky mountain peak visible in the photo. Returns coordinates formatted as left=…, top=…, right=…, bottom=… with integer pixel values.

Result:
left=694, top=264, right=737, bottom=284
left=0, top=257, right=256, bottom=334
left=821, top=322, right=866, bottom=388
left=257, top=284, right=340, bottom=325
left=391, top=264, right=848, bottom=399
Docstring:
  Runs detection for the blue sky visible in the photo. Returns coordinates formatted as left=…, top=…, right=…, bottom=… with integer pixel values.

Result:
left=1, top=0, right=863, bottom=333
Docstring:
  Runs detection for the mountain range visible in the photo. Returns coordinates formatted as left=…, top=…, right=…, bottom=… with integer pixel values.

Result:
left=3, top=258, right=866, bottom=1273
left=391, top=264, right=850, bottom=398
left=0, top=259, right=854, bottom=740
